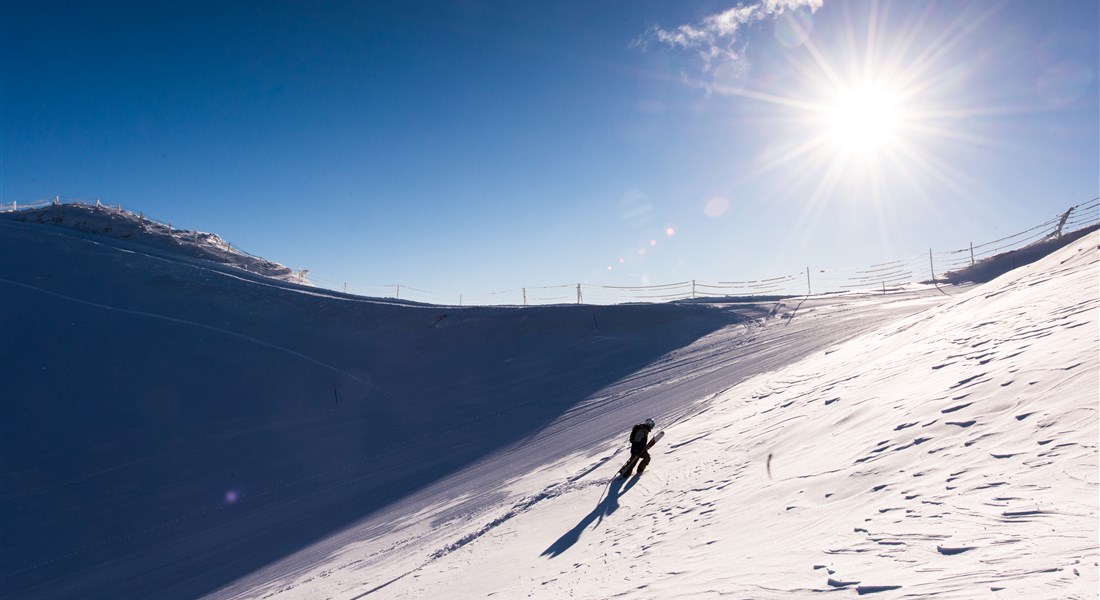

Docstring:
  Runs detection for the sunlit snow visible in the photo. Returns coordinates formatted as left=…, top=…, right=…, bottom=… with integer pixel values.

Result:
left=1, top=205, right=1095, bottom=600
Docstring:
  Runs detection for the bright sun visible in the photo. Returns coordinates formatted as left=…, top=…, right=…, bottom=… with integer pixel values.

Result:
left=711, top=2, right=994, bottom=212
left=825, top=84, right=903, bottom=155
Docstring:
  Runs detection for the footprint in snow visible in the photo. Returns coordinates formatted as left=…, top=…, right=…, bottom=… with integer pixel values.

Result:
left=857, top=584, right=903, bottom=594
left=937, top=545, right=974, bottom=555
left=941, top=402, right=972, bottom=414
left=950, top=373, right=987, bottom=389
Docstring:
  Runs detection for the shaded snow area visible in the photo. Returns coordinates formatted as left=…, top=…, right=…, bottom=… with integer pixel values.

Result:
left=0, top=217, right=1096, bottom=600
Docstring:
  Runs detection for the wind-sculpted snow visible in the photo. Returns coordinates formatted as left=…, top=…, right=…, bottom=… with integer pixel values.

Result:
left=0, top=204, right=301, bottom=283
left=215, top=234, right=1097, bottom=599
left=943, top=223, right=1098, bottom=284
left=1, top=218, right=744, bottom=599
left=2, top=214, right=1095, bottom=600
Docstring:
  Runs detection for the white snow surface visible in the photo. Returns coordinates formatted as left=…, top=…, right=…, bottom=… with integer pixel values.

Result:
left=0, top=203, right=306, bottom=284
left=0, top=213, right=1096, bottom=600
left=215, top=235, right=1097, bottom=600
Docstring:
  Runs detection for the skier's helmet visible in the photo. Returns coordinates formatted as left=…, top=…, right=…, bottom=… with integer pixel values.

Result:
left=644, top=418, right=655, bottom=429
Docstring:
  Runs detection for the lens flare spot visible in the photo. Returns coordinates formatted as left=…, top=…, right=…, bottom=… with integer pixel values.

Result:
left=704, top=196, right=730, bottom=217
left=650, top=239, right=657, bottom=246
left=225, top=490, right=239, bottom=504
left=775, top=8, right=814, bottom=48
left=1036, top=62, right=1093, bottom=106
left=665, top=227, right=676, bottom=236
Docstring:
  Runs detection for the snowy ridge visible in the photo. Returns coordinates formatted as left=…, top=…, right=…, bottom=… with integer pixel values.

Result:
left=0, top=203, right=304, bottom=284
left=226, top=233, right=1098, bottom=599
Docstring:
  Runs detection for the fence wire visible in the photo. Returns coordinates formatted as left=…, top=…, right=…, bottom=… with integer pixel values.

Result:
left=4, top=196, right=1098, bottom=306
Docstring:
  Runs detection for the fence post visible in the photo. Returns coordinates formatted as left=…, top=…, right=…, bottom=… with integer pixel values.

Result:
left=54, top=195, right=60, bottom=205
left=692, top=280, right=696, bottom=299
left=522, top=288, right=527, bottom=306
left=806, top=267, right=811, bottom=296
left=576, top=284, right=582, bottom=304
left=969, top=242, right=975, bottom=267
left=1055, top=207, right=1074, bottom=239
left=11, top=201, right=15, bottom=211
left=929, top=249, right=936, bottom=283
left=396, top=284, right=401, bottom=299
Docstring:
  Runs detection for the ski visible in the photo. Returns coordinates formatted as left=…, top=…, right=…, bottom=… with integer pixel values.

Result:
left=616, top=430, right=664, bottom=478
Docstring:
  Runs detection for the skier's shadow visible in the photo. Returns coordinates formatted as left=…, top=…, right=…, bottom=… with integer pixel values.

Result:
left=541, top=475, right=640, bottom=558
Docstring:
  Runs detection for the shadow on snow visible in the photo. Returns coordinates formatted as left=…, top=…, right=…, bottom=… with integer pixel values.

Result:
left=542, top=476, right=641, bottom=559
left=0, top=221, right=744, bottom=600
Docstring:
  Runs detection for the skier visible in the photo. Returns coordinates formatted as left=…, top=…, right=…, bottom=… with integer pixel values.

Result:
left=620, top=418, right=656, bottom=477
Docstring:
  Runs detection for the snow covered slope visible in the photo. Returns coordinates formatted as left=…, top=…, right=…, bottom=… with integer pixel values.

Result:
left=1, top=210, right=1095, bottom=600
left=214, top=233, right=1098, bottom=600
left=0, top=215, right=890, bottom=600
left=0, top=217, right=739, bottom=600
left=0, top=203, right=304, bottom=284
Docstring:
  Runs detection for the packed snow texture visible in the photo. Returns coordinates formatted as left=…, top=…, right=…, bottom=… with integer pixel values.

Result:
left=0, top=210, right=1096, bottom=600
left=218, top=233, right=1098, bottom=600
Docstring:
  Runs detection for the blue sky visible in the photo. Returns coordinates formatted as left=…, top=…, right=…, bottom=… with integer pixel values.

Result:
left=4, top=0, right=1097, bottom=303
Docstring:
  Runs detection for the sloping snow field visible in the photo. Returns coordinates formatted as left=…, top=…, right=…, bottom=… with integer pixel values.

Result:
left=0, top=208, right=1096, bottom=600
left=214, top=235, right=1097, bottom=599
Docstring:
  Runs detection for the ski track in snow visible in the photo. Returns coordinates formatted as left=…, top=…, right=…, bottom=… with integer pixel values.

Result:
left=0, top=278, right=374, bottom=388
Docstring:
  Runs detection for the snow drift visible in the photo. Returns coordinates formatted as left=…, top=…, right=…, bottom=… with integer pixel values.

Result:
left=0, top=212, right=747, bottom=599
left=215, top=234, right=1098, bottom=600
left=0, top=209, right=1096, bottom=600
left=0, top=203, right=304, bottom=283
